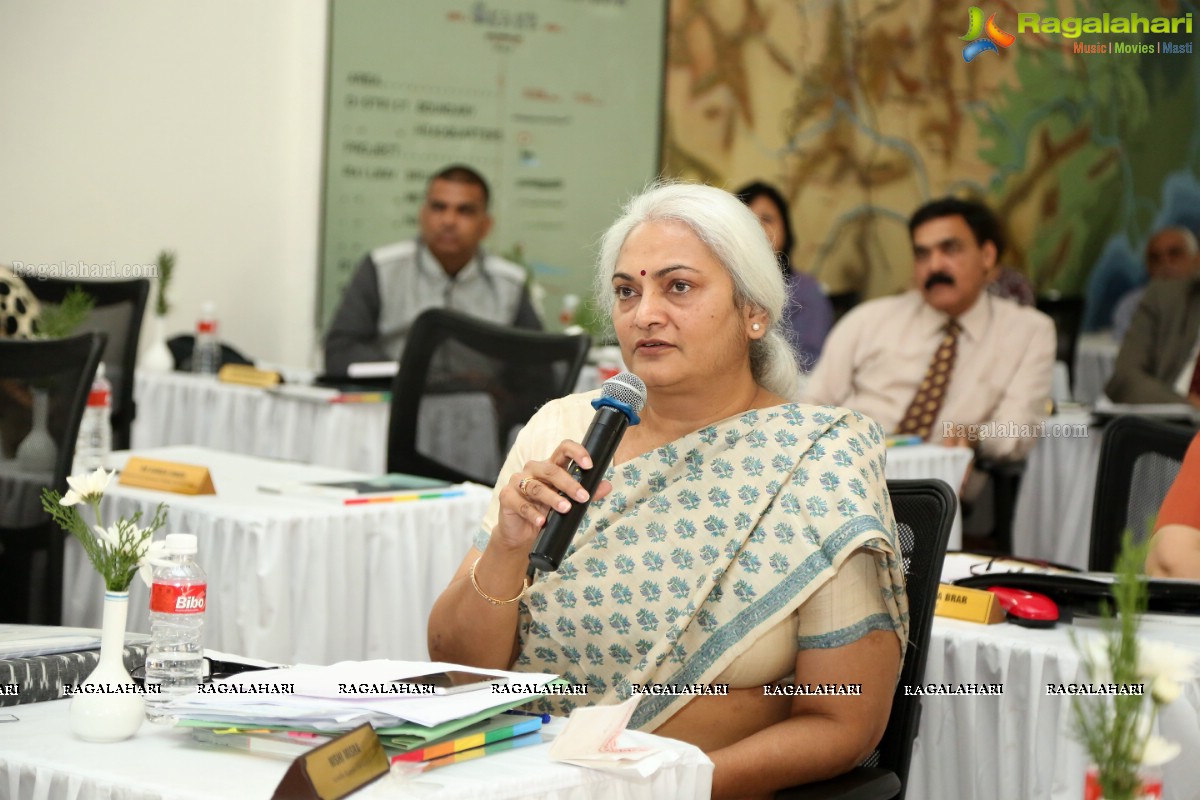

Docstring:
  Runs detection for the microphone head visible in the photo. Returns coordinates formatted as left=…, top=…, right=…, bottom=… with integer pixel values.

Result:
left=601, top=371, right=647, bottom=414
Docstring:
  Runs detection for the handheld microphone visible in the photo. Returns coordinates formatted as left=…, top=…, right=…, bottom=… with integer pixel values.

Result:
left=527, top=371, right=647, bottom=575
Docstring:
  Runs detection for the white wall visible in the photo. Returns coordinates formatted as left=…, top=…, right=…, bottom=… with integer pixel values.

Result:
left=0, top=0, right=328, bottom=368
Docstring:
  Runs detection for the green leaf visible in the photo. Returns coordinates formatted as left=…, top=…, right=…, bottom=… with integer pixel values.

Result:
left=155, top=250, right=175, bottom=317
left=35, top=286, right=95, bottom=339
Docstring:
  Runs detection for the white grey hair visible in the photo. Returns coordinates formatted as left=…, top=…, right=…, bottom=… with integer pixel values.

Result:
left=593, top=181, right=800, bottom=400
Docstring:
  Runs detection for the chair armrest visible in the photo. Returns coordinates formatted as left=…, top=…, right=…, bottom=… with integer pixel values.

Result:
left=775, top=767, right=901, bottom=800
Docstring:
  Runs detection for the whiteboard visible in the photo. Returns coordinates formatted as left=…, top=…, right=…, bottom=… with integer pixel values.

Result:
left=318, top=0, right=667, bottom=329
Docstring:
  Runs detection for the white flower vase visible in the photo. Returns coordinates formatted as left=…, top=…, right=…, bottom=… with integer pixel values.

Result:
left=15, top=388, right=57, bottom=472
left=69, top=590, right=144, bottom=742
left=140, top=314, right=174, bottom=372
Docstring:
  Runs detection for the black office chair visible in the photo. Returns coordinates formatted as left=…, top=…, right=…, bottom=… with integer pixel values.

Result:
left=828, top=290, right=862, bottom=324
left=0, top=332, right=106, bottom=624
left=26, top=278, right=149, bottom=451
left=1034, top=294, right=1085, bottom=393
left=777, top=479, right=957, bottom=800
left=387, top=308, right=591, bottom=485
left=970, top=456, right=1025, bottom=555
left=1088, top=415, right=1196, bottom=572
left=166, top=335, right=254, bottom=371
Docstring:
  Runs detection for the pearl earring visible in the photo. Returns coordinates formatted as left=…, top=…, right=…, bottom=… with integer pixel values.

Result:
left=751, top=323, right=762, bottom=332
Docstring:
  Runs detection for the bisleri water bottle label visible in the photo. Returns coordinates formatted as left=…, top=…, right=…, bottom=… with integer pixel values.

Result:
left=150, top=583, right=207, bottom=614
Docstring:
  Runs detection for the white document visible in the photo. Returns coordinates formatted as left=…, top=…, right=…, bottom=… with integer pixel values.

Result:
left=548, top=696, right=664, bottom=776
left=169, top=660, right=559, bottom=729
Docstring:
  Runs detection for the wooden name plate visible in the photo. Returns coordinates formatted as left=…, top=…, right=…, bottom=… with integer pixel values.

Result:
left=218, top=364, right=282, bottom=388
left=118, top=458, right=215, bottom=495
left=272, top=723, right=388, bottom=800
left=935, top=583, right=1005, bottom=624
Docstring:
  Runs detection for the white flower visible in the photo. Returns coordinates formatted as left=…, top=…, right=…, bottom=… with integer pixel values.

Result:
left=137, top=538, right=173, bottom=588
left=1138, top=640, right=1197, bottom=706
left=1082, top=638, right=1113, bottom=684
left=92, top=523, right=125, bottom=551
left=1139, top=735, right=1181, bottom=767
left=61, top=468, right=116, bottom=506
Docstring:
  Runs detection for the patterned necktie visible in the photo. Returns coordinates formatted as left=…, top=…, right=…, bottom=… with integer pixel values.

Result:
left=896, top=319, right=961, bottom=439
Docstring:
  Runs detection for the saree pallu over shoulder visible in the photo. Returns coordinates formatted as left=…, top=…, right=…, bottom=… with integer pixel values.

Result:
left=510, top=402, right=909, bottom=731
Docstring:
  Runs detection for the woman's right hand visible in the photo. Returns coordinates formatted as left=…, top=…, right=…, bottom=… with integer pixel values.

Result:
left=490, top=438, right=614, bottom=553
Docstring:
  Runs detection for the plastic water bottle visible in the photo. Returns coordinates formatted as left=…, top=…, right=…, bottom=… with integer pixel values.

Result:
left=74, top=362, right=112, bottom=473
left=144, top=533, right=207, bottom=721
left=191, top=302, right=220, bottom=375
left=559, top=293, right=580, bottom=327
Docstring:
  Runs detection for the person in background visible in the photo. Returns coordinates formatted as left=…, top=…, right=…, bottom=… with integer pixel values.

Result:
left=734, top=181, right=833, bottom=368
left=1111, top=226, right=1200, bottom=341
left=804, top=197, right=1055, bottom=461
left=1146, top=432, right=1200, bottom=580
left=1105, top=241, right=1200, bottom=406
left=323, top=164, right=542, bottom=375
left=428, top=182, right=907, bottom=799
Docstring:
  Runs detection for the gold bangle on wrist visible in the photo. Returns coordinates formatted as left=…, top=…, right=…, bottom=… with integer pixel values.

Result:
left=469, top=556, right=529, bottom=605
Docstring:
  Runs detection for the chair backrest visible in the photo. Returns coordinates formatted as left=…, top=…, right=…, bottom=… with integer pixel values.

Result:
left=387, top=308, right=591, bottom=485
left=1034, top=295, right=1085, bottom=390
left=26, top=278, right=149, bottom=450
left=874, top=478, right=957, bottom=799
left=1089, top=415, right=1196, bottom=571
left=0, top=332, right=106, bottom=623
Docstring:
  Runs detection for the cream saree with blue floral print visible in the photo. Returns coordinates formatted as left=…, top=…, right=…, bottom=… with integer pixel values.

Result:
left=476, top=395, right=908, bottom=731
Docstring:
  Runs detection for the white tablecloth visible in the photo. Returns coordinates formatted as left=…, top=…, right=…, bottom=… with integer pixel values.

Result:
left=0, top=460, right=53, bottom=528
left=0, top=701, right=713, bottom=800
left=131, top=371, right=501, bottom=477
left=1073, top=333, right=1120, bottom=406
left=908, top=615, right=1200, bottom=800
left=1011, top=412, right=1101, bottom=569
left=61, top=446, right=491, bottom=665
left=885, top=444, right=974, bottom=551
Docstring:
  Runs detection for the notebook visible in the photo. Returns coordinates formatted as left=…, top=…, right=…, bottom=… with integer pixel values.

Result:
left=258, top=474, right=459, bottom=505
left=390, top=713, right=543, bottom=763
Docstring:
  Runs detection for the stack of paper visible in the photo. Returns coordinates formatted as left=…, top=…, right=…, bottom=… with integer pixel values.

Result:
left=170, top=661, right=557, bottom=747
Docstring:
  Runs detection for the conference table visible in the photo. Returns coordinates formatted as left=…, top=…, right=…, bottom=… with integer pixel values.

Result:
left=1072, top=333, right=1120, bottom=406
left=131, top=370, right=500, bottom=476
left=0, top=459, right=53, bottom=528
left=885, top=444, right=973, bottom=551
left=62, top=446, right=490, bottom=665
left=1011, top=410, right=1101, bottom=569
left=908, top=613, right=1200, bottom=800
left=0, top=700, right=713, bottom=799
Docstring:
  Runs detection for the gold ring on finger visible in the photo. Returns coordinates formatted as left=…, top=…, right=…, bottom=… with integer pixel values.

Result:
left=518, top=476, right=533, bottom=497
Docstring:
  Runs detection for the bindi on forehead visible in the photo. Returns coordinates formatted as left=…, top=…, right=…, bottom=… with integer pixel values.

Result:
left=640, top=270, right=646, bottom=276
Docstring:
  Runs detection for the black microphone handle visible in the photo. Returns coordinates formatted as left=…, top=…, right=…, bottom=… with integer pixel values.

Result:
left=528, top=405, right=631, bottom=573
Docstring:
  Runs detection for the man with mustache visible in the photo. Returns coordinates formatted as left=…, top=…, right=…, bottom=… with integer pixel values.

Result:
left=324, top=164, right=542, bottom=375
left=804, top=197, right=1055, bottom=461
